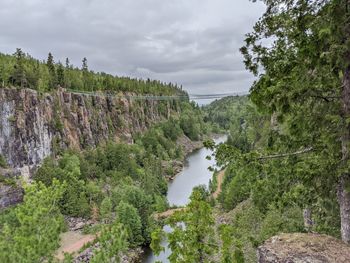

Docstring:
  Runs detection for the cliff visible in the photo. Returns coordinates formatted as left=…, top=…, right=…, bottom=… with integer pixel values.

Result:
left=0, top=87, right=179, bottom=172
left=257, top=233, right=350, bottom=263
left=0, top=87, right=180, bottom=208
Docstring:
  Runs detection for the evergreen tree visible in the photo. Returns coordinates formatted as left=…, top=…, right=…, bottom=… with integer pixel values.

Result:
left=151, top=187, right=215, bottom=263
left=90, top=222, right=128, bottom=263
left=65, top=57, right=70, bottom=69
left=57, top=61, right=65, bottom=87
left=0, top=180, right=65, bottom=262
left=46, top=52, right=56, bottom=88
left=11, top=48, right=26, bottom=88
left=240, top=0, right=350, bottom=242
left=116, top=201, right=144, bottom=247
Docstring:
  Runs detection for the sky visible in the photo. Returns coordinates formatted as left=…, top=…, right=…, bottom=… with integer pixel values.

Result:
left=0, top=0, right=265, bottom=102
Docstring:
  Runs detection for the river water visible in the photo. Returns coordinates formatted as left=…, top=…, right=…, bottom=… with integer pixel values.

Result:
left=142, top=135, right=227, bottom=263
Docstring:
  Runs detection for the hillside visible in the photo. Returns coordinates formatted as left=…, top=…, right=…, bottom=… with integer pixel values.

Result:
left=0, top=49, right=213, bottom=262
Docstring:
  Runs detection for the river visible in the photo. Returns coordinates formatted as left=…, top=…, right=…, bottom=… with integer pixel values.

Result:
left=142, top=135, right=227, bottom=263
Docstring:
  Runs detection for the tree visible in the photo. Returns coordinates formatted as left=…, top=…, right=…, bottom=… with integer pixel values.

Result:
left=11, top=48, right=27, bottom=88
left=82, top=57, right=91, bottom=90
left=100, top=197, right=113, bottom=223
left=46, top=52, right=56, bottom=88
left=0, top=179, right=65, bottom=262
left=90, top=222, right=128, bottom=263
left=65, top=57, right=70, bottom=69
left=241, top=0, right=350, bottom=243
left=82, top=57, right=88, bottom=72
left=151, top=187, right=216, bottom=263
left=116, top=201, right=144, bottom=247
left=57, top=61, right=65, bottom=87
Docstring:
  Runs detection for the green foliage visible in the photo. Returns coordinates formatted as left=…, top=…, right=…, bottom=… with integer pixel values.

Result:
left=34, top=154, right=91, bottom=217
left=151, top=187, right=216, bottom=263
left=116, top=201, right=144, bottom=247
left=0, top=180, right=65, bottom=262
left=0, top=154, right=7, bottom=168
left=0, top=50, right=187, bottom=96
left=90, top=222, right=128, bottom=263
left=203, top=96, right=248, bottom=130
left=161, top=117, right=182, bottom=141
left=100, top=197, right=113, bottom=223
left=219, top=224, right=245, bottom=263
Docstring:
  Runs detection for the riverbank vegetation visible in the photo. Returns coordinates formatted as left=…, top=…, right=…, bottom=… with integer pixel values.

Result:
left=150, top=1, right=350, bottom=262
left=0, top=89, right=209, bottom=261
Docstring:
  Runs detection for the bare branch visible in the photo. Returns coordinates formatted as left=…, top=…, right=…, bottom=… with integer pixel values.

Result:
left=257, top=147, right=314, bottom=160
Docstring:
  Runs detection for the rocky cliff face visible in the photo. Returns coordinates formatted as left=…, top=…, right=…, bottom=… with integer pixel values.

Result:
left=258, top=233, right=350, bottom=263
left=0, top=87, right=180, bottom=208
left=0, top=87, right=178, bottom=173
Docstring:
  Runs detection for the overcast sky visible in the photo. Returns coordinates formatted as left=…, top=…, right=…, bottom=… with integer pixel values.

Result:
left=0, top=0, right=265, bottom=101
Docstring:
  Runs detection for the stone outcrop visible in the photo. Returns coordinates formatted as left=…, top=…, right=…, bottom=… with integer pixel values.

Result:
left=258, top=233, right=350, bottom=263
left=74, top=243, right=143, bottom=263
left=0, top=87, right=179, bottom=171
left=0, top=87, right=180, bottom=209
left=0, top=167, right=23, bottom=209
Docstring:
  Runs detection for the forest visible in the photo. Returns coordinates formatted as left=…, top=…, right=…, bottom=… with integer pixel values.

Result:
left=0, top=100, right=209, bottom=262
left=0, top=49, right=186, bottom=96
left=1, top=0, right=350, bottom=262
left=149, top=0, right=350, bottom=262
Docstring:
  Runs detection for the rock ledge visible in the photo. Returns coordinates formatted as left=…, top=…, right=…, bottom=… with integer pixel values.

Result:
left=258, top=233, right=350, bottom=263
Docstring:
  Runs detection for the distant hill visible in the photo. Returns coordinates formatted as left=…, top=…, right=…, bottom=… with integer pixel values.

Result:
left=203, top=95, right=248, bottom=130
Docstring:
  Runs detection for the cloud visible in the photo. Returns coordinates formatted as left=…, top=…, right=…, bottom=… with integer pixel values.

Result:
left=0, top=0, right=265, bottom=100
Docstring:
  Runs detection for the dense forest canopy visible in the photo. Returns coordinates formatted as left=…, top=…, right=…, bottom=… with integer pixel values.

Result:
left=0, top=49, right=187, bottom=96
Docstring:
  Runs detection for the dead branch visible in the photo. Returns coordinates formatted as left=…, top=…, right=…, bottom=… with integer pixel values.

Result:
left=257, top=147, right=314, bottom=160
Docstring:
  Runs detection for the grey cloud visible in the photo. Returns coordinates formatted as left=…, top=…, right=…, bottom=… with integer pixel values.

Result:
left=0, top=0, right=265, bottom=102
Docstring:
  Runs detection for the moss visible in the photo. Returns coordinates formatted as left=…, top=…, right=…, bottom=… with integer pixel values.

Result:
left=51, top=136, right=63, bottom=156
left=0, top=155, right=8, bottom=168
left=106, top=115, right=115, bottom=134
left=52, top=100, right=64, bottom=133
left=7, top=115, right=16, bottom=123
left=0, top=176, right=17, bottom=187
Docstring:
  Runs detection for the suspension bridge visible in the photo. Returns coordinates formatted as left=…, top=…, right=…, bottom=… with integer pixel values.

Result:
left=67, top=89, right=248, bottom=101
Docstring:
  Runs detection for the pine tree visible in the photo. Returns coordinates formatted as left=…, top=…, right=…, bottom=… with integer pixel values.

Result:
left=82, top=57, right=90, bottom=90
left=65, top=57, right=70, bottom=69
left=46, top=52, right=56, bottom=89
left=56, top=61, right=64, bottom=87
left=11, top=48, right=27, bottom=88
left=90, top=222, right=128, bottom=263
left=0, top=180, right=65, bottom=262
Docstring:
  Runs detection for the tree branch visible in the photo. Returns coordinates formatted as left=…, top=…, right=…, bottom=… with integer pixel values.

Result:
left=257, top=147, right=313, bottom=160
left=309, top=95, right=341, bottom=102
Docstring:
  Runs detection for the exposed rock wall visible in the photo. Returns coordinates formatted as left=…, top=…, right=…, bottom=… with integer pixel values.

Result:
left=258, top=233, right=350, bottom=263
left=0, top=87, right=179, bottom=172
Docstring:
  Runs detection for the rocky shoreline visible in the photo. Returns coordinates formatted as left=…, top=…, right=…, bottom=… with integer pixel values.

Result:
left=162, top=134, right=203, bottom=180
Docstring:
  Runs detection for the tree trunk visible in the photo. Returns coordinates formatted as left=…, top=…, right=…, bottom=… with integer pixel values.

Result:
left=339, top=63, right=350, bottom=243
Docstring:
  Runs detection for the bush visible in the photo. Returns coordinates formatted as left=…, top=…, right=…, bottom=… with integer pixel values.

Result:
left=116, top=201, right=143, bottom=247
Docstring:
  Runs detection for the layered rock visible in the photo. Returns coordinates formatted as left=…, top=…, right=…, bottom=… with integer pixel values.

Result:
left=0, top=87, right=179, bottom=171
left=258, top=233, right=350, bottom=263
